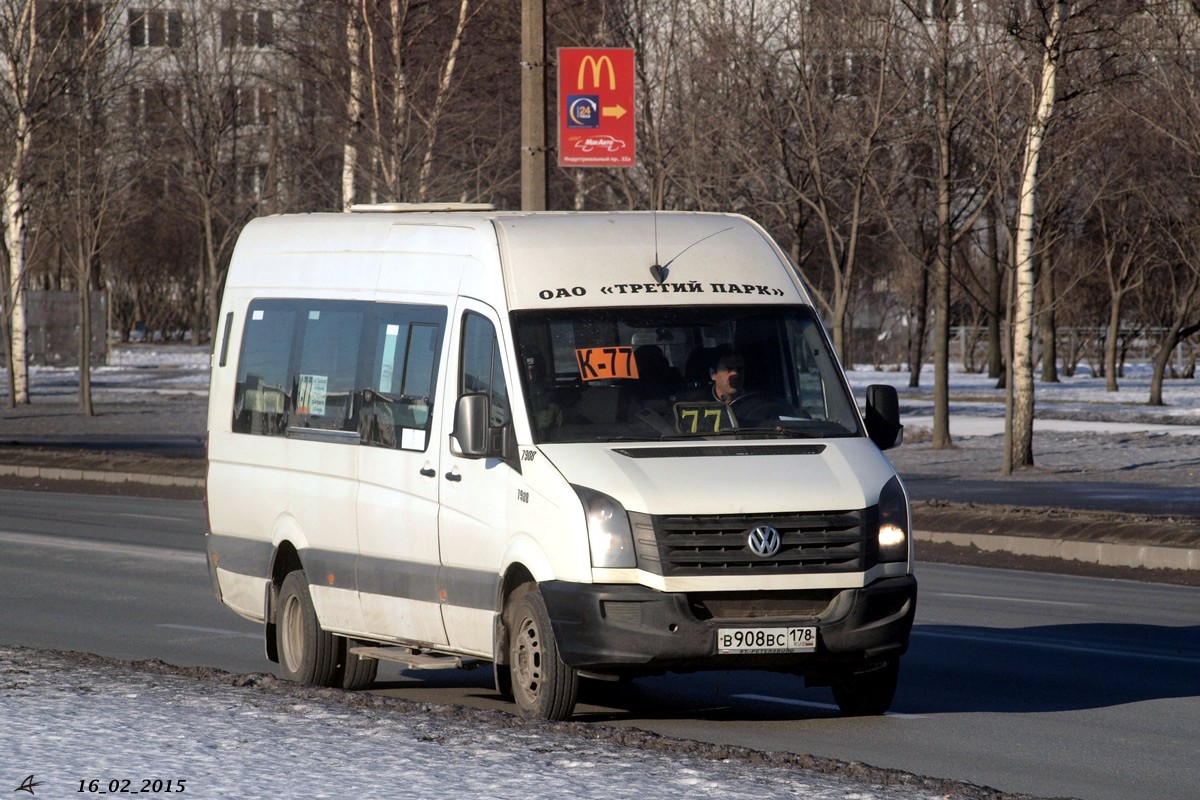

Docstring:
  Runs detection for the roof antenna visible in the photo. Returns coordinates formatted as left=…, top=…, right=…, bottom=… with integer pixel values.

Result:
left=649, top=209, right=667, bottom=284
left=651, top=223, right=736, bottom=286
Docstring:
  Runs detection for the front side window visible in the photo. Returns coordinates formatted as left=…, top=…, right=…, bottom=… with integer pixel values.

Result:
left=461, top=312, right=511, bottom=428
left=511, top=305, right=862, bottom=444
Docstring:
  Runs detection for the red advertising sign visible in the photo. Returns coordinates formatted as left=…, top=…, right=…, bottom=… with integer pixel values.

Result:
left=557, top=47, right=636, bottom=168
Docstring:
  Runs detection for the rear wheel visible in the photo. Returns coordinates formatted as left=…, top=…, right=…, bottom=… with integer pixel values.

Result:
left=338, top=639, right=379, bottom=691
left=506, top=585, right=578, bottom=720
left=831, top=660, right=900, bottom=716
left=276, top=570, right=340, bottom=687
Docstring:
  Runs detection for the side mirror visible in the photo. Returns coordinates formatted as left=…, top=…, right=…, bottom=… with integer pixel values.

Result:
left=452, top=394, right=490, bottom=457
left=865, top=384, right=903, bottom=450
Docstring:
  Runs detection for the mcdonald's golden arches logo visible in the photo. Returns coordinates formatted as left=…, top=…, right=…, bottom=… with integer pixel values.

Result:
left=577, top=54, right=617, bottom=91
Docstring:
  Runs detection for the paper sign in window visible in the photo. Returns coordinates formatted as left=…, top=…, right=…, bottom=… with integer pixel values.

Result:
left=379, top=324, right=400, bottom=392
left=296, top=374, right=328, bottom=415
left=575, top=346, right=640, bottom=381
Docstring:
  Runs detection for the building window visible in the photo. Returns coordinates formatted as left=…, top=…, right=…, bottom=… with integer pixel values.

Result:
left=221, top=9, right=274, bottom=49
left=41, top=2, right=105, bottom=38
left=224, top=86, right=276, bottom=127
left=129, top=9, right=183, bottom=48
left=238, top=163, right=269, bottom=199
left=129, top=83, right=182, bottom=127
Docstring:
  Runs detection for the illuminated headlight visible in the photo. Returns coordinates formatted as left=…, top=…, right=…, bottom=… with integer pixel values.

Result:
left=877, top=476, right=910, bottom=563
left=573, top=486, right=637, bottom=569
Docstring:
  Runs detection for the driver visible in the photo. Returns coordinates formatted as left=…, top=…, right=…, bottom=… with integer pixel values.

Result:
left=701, top=346, right=806, bottom=427
left=709, top=350, right=747, bottom=406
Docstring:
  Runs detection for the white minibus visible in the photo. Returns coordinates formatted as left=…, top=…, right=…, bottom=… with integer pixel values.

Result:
left=205, top=204, right=916, bottom=720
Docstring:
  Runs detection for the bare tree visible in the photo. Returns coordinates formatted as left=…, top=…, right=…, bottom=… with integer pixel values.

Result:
left=759, top=0, right=909, bottom=362
left=156, top=1, right=274, bottom=343
left=332, top=0, right=493, bottom=208
left=1007, top=0, right=1068, bottom=470
left=0, top=0, right=109, bottom=405
left=890, top=1, right=1003, bottom=447
left=1114, top=1, right=1200, bottom=406
left=43, top=2, right=140, bottom=413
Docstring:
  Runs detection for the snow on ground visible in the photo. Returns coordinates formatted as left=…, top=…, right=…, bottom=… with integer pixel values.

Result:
left=0, top=647, right=949, bottom=800
left=848, top=361, right=1200, bottom=437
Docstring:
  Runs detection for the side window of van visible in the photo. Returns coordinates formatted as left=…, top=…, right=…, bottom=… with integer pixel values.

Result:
left=460, top=312, right=510, bottom=428
left=233, top=303, right=298, bottom=435
left=361, top=304, right=446, bottom=450
left=293, top=304, right=367, bottom=433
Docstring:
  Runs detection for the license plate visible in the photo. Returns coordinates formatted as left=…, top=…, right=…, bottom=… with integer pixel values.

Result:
left=717, top=626, right=816, bottom=654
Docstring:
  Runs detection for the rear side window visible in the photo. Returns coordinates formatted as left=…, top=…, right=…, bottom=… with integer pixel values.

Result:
left=232, top=299, right=446, bottom=450
left=294, top=304, right=366, bottom=432
left=233, top=303, right=298, bottom=436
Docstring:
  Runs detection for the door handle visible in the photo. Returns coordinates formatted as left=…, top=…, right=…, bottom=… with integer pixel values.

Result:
left=419, top=466, right=436, bottom=478
left=445, top=470, right=462, bottom=482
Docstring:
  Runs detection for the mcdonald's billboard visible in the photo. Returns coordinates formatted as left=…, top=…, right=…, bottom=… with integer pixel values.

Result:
left=557, top=47, right=635, bottom=168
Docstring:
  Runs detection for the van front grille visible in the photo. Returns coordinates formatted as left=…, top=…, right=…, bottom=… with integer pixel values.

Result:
left=630, top=508, right=873, bottom=577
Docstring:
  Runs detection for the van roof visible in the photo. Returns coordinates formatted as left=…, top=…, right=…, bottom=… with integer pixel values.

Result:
left=227, top=210, right=810, bottom=309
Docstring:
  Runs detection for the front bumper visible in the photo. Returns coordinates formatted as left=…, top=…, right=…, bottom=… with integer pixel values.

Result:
left=538, top=576, right=917, bottom=675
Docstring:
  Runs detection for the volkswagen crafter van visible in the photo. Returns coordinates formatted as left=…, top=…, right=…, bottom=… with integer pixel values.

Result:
left=205, top=204, right=916, bottom=720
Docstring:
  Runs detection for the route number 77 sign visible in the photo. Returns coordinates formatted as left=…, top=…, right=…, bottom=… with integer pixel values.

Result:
left=557, top=47, right=636, bottom=168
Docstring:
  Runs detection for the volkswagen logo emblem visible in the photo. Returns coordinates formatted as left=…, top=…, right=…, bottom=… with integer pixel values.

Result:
left=747, top=525, right=782, bottom=558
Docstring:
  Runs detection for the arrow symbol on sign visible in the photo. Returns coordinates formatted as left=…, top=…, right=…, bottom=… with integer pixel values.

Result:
left=603, top=104, right=627, bottom=119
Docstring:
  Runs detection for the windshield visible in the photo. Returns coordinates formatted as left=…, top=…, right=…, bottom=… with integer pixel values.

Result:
left=511, top=305, right=863, bottom=444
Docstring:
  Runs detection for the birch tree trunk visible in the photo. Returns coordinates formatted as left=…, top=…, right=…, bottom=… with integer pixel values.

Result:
left=1009, top=1, right=1068, bottom=471
left=342, top=1, right=365, bottom=210
left=417, top=0, right=471, bottom=201
left=4, top=164, right=29, bottom=405
left=1, top=0, right=36, bottom=407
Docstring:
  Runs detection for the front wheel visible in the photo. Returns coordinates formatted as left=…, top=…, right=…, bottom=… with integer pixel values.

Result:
left=506, top=585, right=578, bottom=720
left=276, top=570, right=340, bottom=687
left=831, top=660, right=900, bottom=716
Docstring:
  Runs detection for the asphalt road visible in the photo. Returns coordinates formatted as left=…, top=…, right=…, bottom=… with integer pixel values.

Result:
left=2, top=488, right=1198, bottom=800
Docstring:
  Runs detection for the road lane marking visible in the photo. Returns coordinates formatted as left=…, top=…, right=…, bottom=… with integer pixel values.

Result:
left=0, top=530, right=204, bottom=564
left=913, top=629, right=1200, bottom=665
left=732, top=694, right=926, bottom=719
left=929, top=592, right=1092, bottom=608
left=156, top=624, right=259, bottom=640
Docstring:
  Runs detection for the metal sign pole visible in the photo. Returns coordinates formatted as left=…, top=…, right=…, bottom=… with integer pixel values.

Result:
left=520, top=0, right=547, bottom=210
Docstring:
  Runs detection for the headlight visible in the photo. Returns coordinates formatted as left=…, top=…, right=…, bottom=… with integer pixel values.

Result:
left=573, top=485, right=637, bottom=569
left=877, top=476, right=910, bottom=563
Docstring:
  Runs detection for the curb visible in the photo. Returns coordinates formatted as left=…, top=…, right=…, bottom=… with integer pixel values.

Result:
left=0, top=464, right=205, bottom=489
left=917, top=530, right=1200, bottom=572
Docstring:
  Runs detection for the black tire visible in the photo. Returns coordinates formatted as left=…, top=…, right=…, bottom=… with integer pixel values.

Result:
left=831, top=660, right=900, bottom=716
left=338, top=638, right=379, bottom=691
left=276, top=570, right=340, bottom=687
left=493, top=663, right=513, bottom=700
left=505, top=585, right=578, bottom=720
